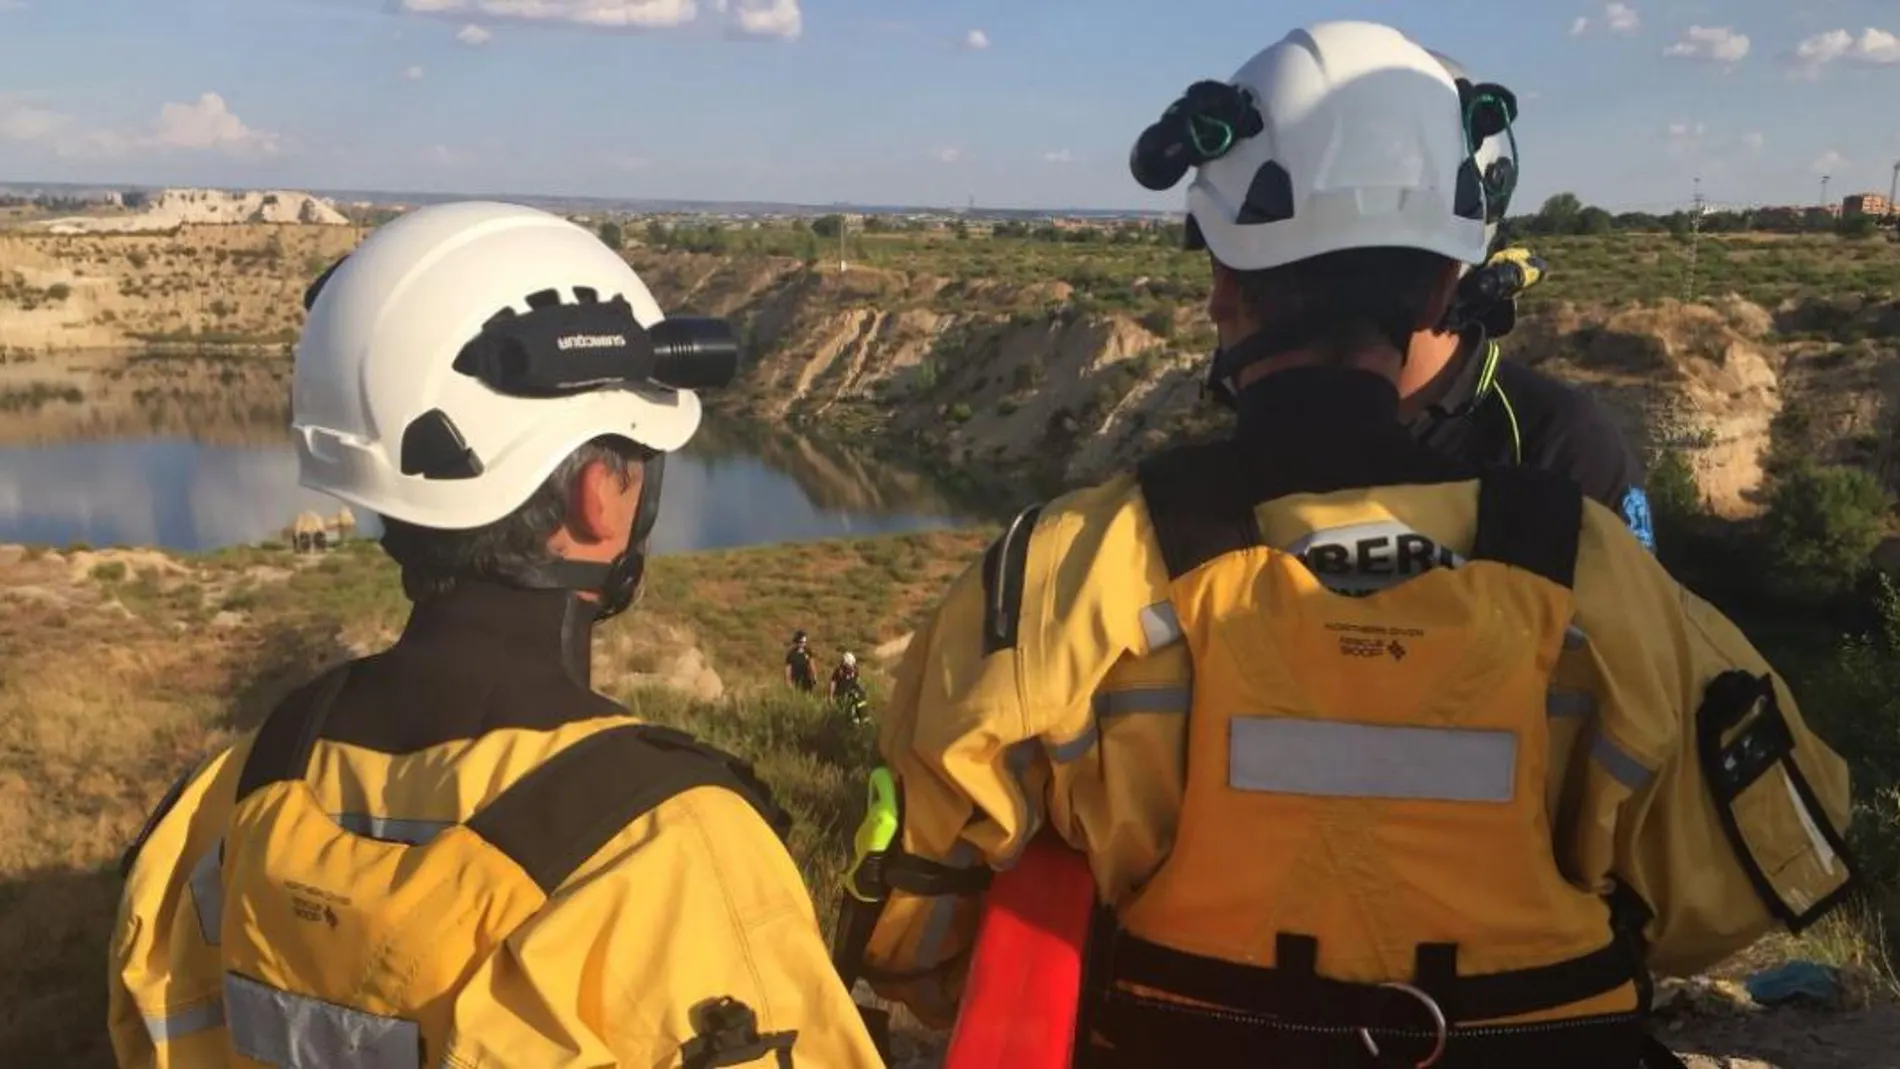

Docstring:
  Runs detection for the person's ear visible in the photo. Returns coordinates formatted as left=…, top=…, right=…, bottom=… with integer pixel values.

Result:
left=1417, top=261, right=1464, bottom=331
left=570, top=459, right=642, bottom=545
left=1207, top=257, right=1242, bottom=325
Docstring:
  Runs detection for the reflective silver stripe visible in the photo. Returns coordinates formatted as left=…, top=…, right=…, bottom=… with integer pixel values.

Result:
left=1046, top=723, right=1099, bottom=764
left=912, top=841, right=981, bottom=966
left=1564, top=624, right=1588, bottom=651
left=1229, top=718, right=1517, bottom=803
left=189, top=840, right=224, bottom=945
left=145, top=1000, right=225, bottom=1043
left=1591, top=733, right=1654, bottom=791
left=1138, top=602, right=1183, bottom=651
left=225, top=972, right=420, bottom=1069
left=334, top=814, right=452, bottom=845
left=1546, top=690, right=1597, bottom=718
left=1093, top=686, right=1192, bottom=719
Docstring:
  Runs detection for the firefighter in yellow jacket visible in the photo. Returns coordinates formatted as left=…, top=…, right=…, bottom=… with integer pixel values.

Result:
left=107, top=202, right=886, bottom=1069
left=844, top=22, right=1856, bottom=1069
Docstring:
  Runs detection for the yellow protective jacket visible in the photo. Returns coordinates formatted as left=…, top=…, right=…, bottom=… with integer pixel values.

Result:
left=858, top=367, right=1854, bottom=1065
left=108, top=581, right=884, bottom=1069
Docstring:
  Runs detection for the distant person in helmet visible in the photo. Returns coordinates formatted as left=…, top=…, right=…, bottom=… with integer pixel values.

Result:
left=829, top=651, right=861, bottom=702
left=785, top=630, right=817, bottom=692
left=107, top=203, right=885, bottom=1068
left=847, top=22, right=1852, bottom=1069
left=830, top=651, right=868, bottom=724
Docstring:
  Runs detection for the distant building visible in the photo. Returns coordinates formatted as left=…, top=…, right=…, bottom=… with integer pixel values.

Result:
left=1843, top=193, right=1891, bottom=218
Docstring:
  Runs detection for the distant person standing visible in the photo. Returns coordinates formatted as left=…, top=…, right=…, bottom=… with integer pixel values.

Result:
left=785, top=629, right=817, bottom=692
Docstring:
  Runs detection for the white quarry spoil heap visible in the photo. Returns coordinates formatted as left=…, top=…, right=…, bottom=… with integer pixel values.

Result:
left=42, top=188, right=351, bottom=233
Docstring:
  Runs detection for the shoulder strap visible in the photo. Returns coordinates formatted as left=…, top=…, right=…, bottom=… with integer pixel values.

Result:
left=466, top=724, right=793, bottom=895
left=235, top=663, right=355, bottom=801
left=1135, top=440, right=1265, bottom=581
left=1468, top=465, right=1584, bottom=588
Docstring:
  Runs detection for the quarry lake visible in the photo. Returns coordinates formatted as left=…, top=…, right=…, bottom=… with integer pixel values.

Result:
left=0, top=420, right=997, bottom=553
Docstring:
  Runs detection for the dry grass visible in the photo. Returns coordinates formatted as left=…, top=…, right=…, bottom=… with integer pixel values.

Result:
left=0, top=529, right=990, bottom=1066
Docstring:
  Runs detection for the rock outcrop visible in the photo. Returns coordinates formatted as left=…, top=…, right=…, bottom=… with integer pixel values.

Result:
left=41, top=188, right=350, bottom=234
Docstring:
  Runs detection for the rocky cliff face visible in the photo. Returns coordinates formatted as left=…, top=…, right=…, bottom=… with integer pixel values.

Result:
left=632, top=249, right=1898, bottom=515
left=3, top=225, right=1893, bottom=517
left=42, top=188, right=351, bottom=234
left=0, top=224, right=366, bottom=352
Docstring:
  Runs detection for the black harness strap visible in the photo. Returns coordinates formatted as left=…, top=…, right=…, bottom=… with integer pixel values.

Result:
left=235, top=664, right=356, bottom=801
left=466, top=723, right=791, bottom=894
left=235, top=665, right=791, bottom=896
left=1468, top=464, right=1584, bottom=588
left=980, top=503, right=1045, bottom=654
left=1107, top=930, right=1637, bottom=1028
left=1135, top=439, right=1264, bottom=581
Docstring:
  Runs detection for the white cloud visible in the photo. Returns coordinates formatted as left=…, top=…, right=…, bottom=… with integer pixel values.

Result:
left=1665, top=121, right=1706, bottom=139
left=0, top=1, right=28, bottom=10
left=932, top=147, right=961, bottom=164
left=404, top=64, right=426, bottom=80
left=961, top=28, right=989, bottom=50
left=1812, top=149, right=1848, bottom=175
left=0, top=99, right=66, bottom=141
left=1789, top=27, right=1900, bottom=77
left=3, top=91, right=277, bottom=159
left=1042, top=149, right=1073, bottom=164
left=425, top=143, right=473, bottom=166
left=455, top=23, right=492, bottom=44
left=152, top=93, right=279, bottom=154
left=1741, top=130, right=1765, bottom=152
left=1572, top=4, right=1637, bottom=37
left=397, top=0, right=800, bottom=40
left=717, top=0, right=799, bottom=40
left=1664, top=25, right=1750, bottom=62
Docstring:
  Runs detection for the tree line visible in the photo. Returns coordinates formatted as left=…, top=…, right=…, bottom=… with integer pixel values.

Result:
left=1505, top=192, right=1889, bottom=240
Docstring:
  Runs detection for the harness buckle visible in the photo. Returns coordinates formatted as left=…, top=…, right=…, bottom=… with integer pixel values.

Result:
left=1357, top=982, right=1448, bottom=1069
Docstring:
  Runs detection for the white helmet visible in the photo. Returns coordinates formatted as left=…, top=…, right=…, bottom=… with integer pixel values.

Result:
left=841, top=651, right=857, bottom=668
left=1130, top=21, right=1490, bottom=273
left=292, top=201, right=721, bottom=531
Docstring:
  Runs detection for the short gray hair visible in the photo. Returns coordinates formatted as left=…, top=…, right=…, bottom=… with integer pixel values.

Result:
left=380, top=436, right=645, bottom=600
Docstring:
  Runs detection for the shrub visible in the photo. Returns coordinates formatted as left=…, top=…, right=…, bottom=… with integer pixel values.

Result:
left=1762, top=462, right=1894, bottom=603
left=1138, top=308, right=1176, bottom=338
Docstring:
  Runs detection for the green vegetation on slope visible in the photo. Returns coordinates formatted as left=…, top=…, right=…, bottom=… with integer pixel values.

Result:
left=635, top=220, right=1900, bottom=314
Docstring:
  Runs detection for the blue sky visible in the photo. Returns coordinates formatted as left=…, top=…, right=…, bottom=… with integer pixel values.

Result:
left=2, top=0, right=1898, bottom=212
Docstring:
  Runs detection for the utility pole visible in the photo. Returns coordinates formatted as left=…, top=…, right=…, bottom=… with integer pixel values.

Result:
left=1888, top=161, right=1898, bottom=215
left=838, top=213, right=848, bottom=273
left=1685, top=175, right=1704, bottom=303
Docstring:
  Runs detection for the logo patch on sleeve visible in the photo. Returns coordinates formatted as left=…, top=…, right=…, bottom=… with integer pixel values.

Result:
left=1620, top=486, right=1656, bottom=553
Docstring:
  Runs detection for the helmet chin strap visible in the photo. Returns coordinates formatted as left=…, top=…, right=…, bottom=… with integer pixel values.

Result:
left=511, top=450, right=668, bottom=628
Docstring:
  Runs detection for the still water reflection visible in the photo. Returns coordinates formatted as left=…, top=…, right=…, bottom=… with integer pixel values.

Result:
left=0, top=425, right=997, bottom=553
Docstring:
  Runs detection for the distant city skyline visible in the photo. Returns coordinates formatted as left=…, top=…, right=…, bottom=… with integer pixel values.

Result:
left=5, top=1, right=1900, bottom=212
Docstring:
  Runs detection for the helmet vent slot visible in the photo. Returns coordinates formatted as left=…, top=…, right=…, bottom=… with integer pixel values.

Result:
left=1235, top=162, right=1296, bottom=226
left=400, top=408, right=485, bottom=480
left=1454, top=159, right=1485, bottom=221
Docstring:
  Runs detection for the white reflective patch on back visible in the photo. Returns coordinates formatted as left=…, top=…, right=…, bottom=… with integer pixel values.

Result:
left=1282, top=521, right=1466, bottom=594
left=1228, top=717, right=1517, bottom=803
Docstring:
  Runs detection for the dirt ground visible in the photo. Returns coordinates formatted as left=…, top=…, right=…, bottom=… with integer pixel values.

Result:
left=1669, top=1003, right=1900, bottom=1068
